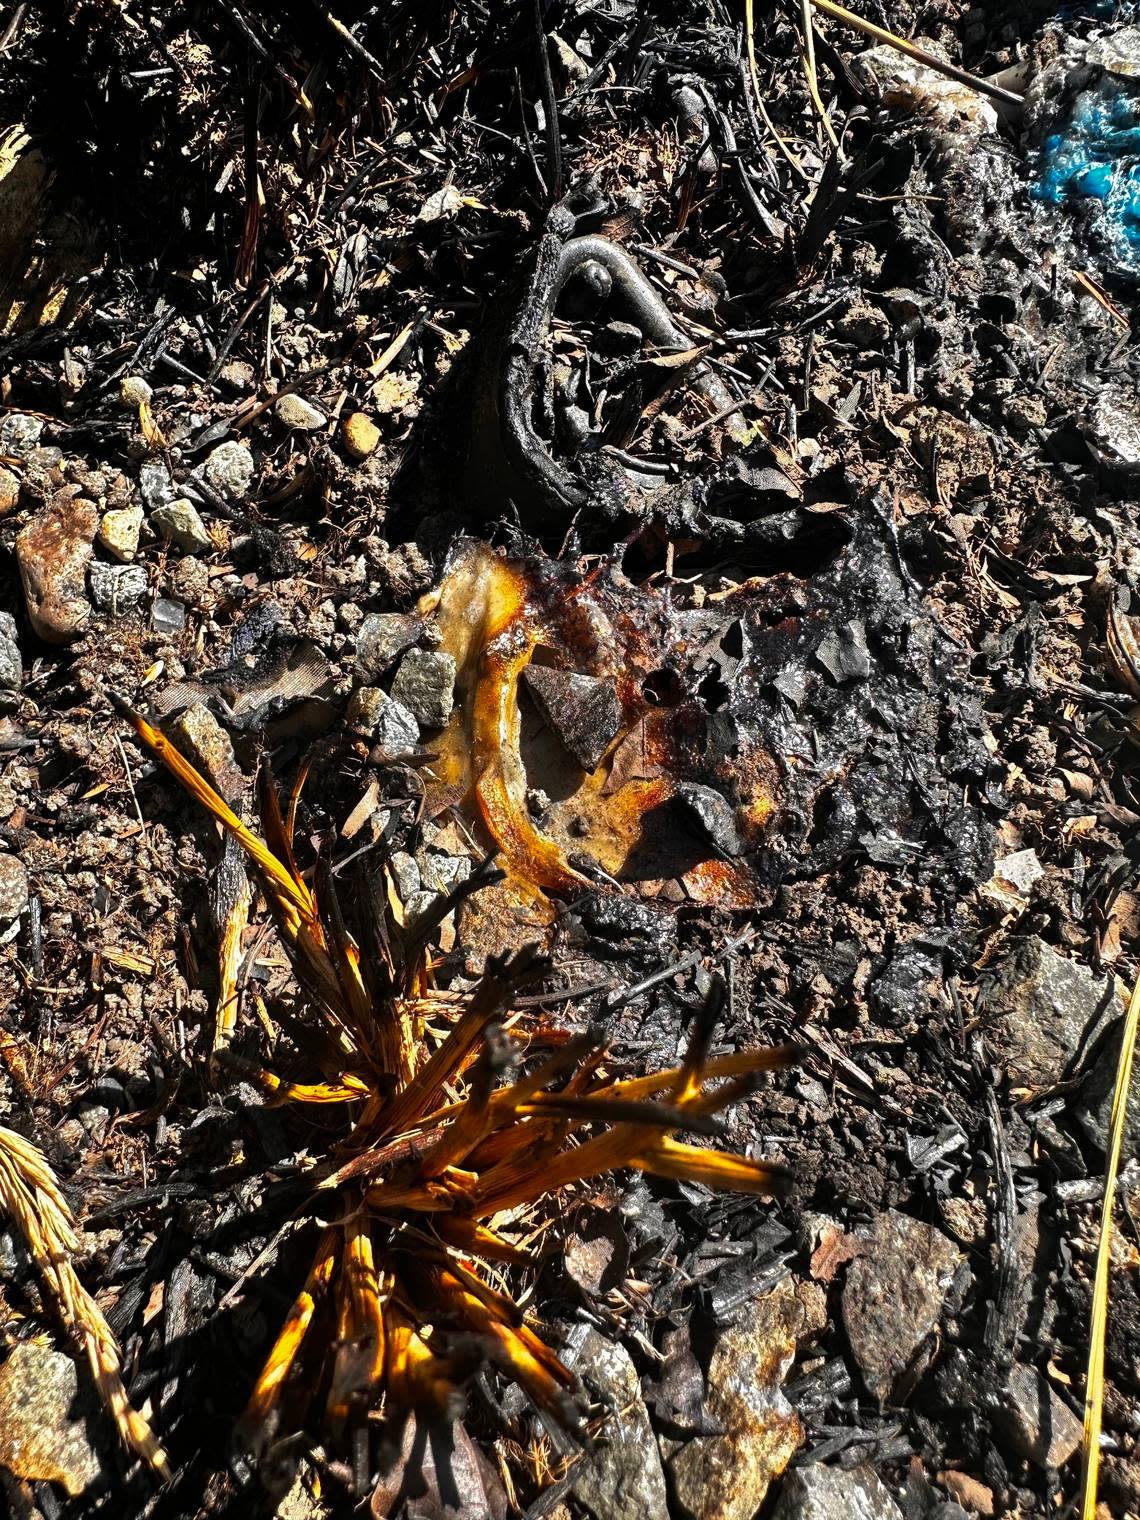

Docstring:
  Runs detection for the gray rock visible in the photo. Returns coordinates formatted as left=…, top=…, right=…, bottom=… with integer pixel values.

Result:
left=418, top=850, right=471, bottom=895
left=521, top=665, right=621, bottom=771
left=151, top=499, right=212, bottom=553
left=1076, top=1033, right=1140, bottom=1165
left=89, top=562, right=147, bottom=614
left=570, top=1329, right=668, bottom=1520
left=0, top=1342, right=104, bottom=1496
left=275, top=393, right=326, bottom=430
left=403, top=890, right=438, bottom=926
left=992, top=1363, right=1082, bottom=1469
left=138, top=459, right=174, bottom=510
left=771, top=1465, right=903, bottom=1520
left=204, top=440, right=255, bottom=500
left=1084, top=384, right=1140, bottom=473
left=815, top=618, right=871, bottom=683
left=218, top=360, right=255, bottom=392
left=1086, top=25, right=1140, bottom=79
left=675, top=780, right=742, bottom=857
left=0, top=413, right=43, bottom=457
left=389, top=850, right=421, bottom=902
left=0, top=465, right=19, bottom=516
left=168, top=703, right=243, bottom=798
left=356, top=611, right=422, bottom=683
left=0, top=611, right=21, bottom=692
left=391, top=648, right=456, bottom=728
left=841, top=1210, right=962, bottom=1401
left=152, top=596, right=186, bottom=635
left=0, top=853, right=29, bottom=921
left=347, top=687, right=420, bottom=752
left=983, top=936, right=1117, bottom=1089
left=417, top=184, right=464, bottom=223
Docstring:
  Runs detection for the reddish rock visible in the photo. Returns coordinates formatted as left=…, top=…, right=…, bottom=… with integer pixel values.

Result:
left=16, top=493, right=98, bottom=643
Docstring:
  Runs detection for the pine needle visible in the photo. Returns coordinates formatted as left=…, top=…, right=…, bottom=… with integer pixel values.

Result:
left=798, top=0, right=839, bottom=149
left=1077, top=968, right=1140, bottom=1518
left=743, top=0, right=807, bottom=181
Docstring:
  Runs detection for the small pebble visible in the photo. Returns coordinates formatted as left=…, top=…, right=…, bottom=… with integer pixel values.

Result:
left=16, top=496, right=98, bottom=643
left=0, top=413, right=43, bottom=457
left=151, top=500, right=212, bottom=554
left=347, top=687, right=420, bottom=752
left=89, top=562, right=147, bottom=614
left=0, top=466, right=19, bottom=516
left=152, top=596, right=186, bottom=635
left=389, top=850, right=421, bottom=902
left=390, top=649, right=456, bottom=728
left=417, top=851, right=471, bottom=894
left=218, top=360, right=255, bottom=392
left=0, top=852, right=29, bottom=922
left=98, top=505, right=143, bottom=562
left=119, top=375, right=153, bottom=407
left=138, top=459, right=174, bottom=510
left=0, top=612, right=21, bottom=692
left=275, top=393, right=326, bottom=430
left=342, top=411, right=380, bottom=459
left=356, top=611, right=422, bottom=683
left=204, top=440, right=255, bottom=500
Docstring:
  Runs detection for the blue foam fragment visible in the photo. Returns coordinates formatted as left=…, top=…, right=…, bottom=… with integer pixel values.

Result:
left=1033, top=74, right=1140, bottom=268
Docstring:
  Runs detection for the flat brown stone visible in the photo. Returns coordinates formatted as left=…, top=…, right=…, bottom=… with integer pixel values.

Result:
left=16, top=492, right=98, bottom=643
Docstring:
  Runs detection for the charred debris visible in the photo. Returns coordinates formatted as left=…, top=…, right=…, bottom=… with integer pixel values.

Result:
left=2, top=3, right=1140, bottom=1519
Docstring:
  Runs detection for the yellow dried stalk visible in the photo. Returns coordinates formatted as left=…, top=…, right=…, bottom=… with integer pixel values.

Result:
left=0, top=1124, right=171, bottom=1480
left=1078, top=965, right=1140, bottom=1517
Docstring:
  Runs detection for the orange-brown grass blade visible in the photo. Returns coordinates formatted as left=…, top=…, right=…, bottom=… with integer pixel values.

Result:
left=416, top=1034, right=504, bottom=1180
left=285, top=750, right=314, bottom=855
left=378, top=950, right=537, bottom=1137
left=467, top=1123, right=649, bottom=1219
left=212, top=839, right=252, bottom=1064
left=385, top=1306, right=464, bottom=1419
left=431, top=1216, right=539, bottom=1267
left=260, top=756, right=306, bottom=892
left=326, top=1216, right=387, bottom=1434
left=591, top=1043, right=800, bottom=1105
left=242, top=1228, right=338, bottom=1439
left=633, top=1135, right=793, bottom=1195
left=113, top=697, right=314, bottom=920
left=0, top=1125, right=170, bottom=1479
left=427, top=1267, right=579, bottom=1426
left=674, top=976, right=725, bottom=1105
left=216, top=1049, right=369, bottom=1105
left=518, top=1092, right=727, bottom=1137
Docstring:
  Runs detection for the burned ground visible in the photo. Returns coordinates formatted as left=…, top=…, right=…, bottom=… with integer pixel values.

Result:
left=1, top=2, right=1140, bottom=1518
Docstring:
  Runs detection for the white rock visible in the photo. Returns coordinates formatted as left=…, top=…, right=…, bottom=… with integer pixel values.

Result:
left=204, top=440, right=255, bottom=500
left=275, top=393, right=327, bottom=430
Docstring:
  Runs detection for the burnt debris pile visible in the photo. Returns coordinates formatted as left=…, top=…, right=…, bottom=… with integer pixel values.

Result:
left=2, top=3, right=1140, bottom=1519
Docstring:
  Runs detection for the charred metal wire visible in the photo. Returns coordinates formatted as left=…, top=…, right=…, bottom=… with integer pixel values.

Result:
left=473, top=190, right=748, bottom=528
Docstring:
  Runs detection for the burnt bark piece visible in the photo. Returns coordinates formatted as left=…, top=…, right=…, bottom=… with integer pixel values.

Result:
left=522, top=664, right=621, bottom=771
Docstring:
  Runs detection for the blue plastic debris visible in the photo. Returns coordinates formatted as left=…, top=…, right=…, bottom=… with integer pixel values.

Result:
left=1033, top=74, right=1140, bottom=269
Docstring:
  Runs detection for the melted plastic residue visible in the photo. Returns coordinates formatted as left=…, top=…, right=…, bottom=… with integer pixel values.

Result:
left=1034, top=76, right=1140, bottom=270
